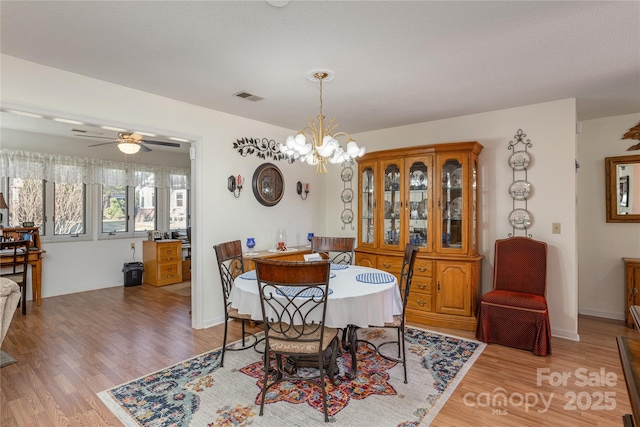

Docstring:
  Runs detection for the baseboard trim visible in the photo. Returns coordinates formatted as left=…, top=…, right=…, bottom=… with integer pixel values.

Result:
left=552, top=327, right=580, bottom=342
left=203, top=315, right=225, bottom=329
left=579, top=307, right=625, bottom=321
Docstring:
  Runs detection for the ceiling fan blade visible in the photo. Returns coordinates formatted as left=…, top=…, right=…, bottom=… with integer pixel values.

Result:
left=88, top=141, right=117, bottom=147
left=144, top=140, right=181, bottom=148
left=130, top=133, right=144, bottom=141
left=75, top=134, right=114, bottom=139
left=139, top=143, right=152, bottom=152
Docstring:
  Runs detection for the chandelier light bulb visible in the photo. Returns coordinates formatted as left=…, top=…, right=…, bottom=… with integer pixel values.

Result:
left=347, top=140, right=360, bottom=157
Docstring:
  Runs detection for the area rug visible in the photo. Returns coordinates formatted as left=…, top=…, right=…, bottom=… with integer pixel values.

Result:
left=98, top=326, right=484, bottom=426
left=0, top=349, right=17, bottom=367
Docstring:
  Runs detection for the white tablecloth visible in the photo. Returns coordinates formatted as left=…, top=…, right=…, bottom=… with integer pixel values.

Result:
left=229, top=265, right=403, bottom=328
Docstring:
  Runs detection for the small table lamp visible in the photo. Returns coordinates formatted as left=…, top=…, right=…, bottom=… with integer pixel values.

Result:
left=0, top=192, right=7, bottom=228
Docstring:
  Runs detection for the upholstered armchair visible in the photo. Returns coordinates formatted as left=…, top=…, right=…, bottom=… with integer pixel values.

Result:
left=1, top=279, right=21, bottom=346
left=476, top=236, right=551, bottom=356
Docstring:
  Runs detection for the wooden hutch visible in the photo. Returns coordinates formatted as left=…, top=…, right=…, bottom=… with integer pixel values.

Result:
left=355, top=141, right=483, bottom=331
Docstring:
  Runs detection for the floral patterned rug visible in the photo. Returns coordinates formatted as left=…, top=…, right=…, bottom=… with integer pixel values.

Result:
left=98, top=326, right=484, bottom=426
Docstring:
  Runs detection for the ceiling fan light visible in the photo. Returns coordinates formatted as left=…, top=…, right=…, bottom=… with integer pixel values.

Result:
left=118, top=142, right=141, bottom=154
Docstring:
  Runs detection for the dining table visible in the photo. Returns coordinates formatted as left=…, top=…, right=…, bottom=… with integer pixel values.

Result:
left=229, top=263, right=403, bottom=379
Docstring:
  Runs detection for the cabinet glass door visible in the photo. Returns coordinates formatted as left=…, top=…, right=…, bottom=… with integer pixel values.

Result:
left=440, top=157, right=464, bottom=250
left=382, top=161, right=402, bottom=249
left=472, top=160, right=477, bottom=250
left=360, top=165, right=376, bottom=246
left=408, top=160, right=429, bottom=249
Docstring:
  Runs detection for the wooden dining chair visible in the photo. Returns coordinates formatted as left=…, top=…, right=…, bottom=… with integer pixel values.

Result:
left=253, top=258, right=339, bottom=422
left=0, top=240, right=30, bottom=315
left=369, top=243, right=419, bottom=383
left=311, top=236, right=355, bottom=265
left=213, top=240, right=258, bottom=367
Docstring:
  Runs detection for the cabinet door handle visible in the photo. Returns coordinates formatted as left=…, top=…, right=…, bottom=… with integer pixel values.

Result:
left=634, top=288, right=638, bottom=295
left=416, top=299, right=427, bottom=307
left=437, top=282, right=440, bottom=292
left=417, top=283, right=427, bottom=290
left=382, top=262, right=392, bottom=268
left=417, top=266, right=429, bottom=272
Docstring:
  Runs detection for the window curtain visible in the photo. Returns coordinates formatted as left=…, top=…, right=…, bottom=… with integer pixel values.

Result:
left=0, top=149, right=190, bottom=189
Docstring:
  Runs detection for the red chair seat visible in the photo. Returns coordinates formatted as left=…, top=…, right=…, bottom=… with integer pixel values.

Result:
left=481, top=290, right=548, bottom=311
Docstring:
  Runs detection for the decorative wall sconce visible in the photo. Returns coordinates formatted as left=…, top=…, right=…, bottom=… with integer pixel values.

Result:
left=228, top=175, right=243, bottom=198
left=296, top=181, right=309, bottom=200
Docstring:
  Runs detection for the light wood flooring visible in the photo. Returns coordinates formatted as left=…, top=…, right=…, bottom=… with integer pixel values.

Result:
left=1, top=283, right=636, bottom=426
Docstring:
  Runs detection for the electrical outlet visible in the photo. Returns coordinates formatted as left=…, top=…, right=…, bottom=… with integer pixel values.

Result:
left=130, top=242, right=135, bottom=249
left=552, top=223, right=561, bottom=234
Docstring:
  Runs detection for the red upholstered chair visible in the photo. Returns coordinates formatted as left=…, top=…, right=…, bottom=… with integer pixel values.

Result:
left=476, top=236, right=551, bottom=356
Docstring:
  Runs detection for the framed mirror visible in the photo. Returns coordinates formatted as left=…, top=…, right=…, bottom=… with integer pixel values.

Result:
left=606, top=154, right=640, bottom=222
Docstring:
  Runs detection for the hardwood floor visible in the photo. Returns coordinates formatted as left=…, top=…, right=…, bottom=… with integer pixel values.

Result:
left=0, top=284, right=635, bottom=426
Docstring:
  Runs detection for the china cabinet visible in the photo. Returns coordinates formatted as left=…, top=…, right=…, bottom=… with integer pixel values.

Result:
left=355, top=141, right=483, bottom=330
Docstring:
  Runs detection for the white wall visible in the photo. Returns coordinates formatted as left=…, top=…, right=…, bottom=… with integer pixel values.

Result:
left=2, top=54, right=585, bottom=340
left=578, top=113, right=640, bottom=320
left=325, top=99, right=580, bottom=340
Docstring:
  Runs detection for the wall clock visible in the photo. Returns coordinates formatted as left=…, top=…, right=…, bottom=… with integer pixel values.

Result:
left=252, top=163, right=285, bottom=207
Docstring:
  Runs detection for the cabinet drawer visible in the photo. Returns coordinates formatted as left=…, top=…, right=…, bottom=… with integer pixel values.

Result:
left=407, top=291, right=432, bottom=312
left=414, top=259, right=433, bottom=276
left=377, top=255, right=403, bottom=274
left=159, top=261, right=181, bottom=281
left=412, top=277, right=432, bottom=294
left=158, top=244, right=181, bottom=261
left=356, top=252, right=377, bottom=268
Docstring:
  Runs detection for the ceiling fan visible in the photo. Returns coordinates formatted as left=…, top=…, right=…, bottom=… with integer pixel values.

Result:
left=78, top=132, right=181, bottom=154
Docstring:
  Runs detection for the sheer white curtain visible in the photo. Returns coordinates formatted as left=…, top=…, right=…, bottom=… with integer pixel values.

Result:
left=0, top=149, right=190, bottom=189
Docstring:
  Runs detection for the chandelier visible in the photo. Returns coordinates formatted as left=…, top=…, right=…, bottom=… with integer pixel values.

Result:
left=280, top=70, right=365, bottom=173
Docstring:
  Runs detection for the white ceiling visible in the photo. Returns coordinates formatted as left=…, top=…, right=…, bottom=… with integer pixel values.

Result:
left=1, top=1, right=639, bottom=145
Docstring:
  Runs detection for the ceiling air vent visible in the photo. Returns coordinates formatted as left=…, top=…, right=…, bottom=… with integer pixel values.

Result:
left=71, top=128, right=104, bottom=135
left=233, top=91, right=264, bottom=102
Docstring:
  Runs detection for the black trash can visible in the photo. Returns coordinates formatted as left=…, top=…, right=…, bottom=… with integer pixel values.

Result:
left=123, top=262, right=144, bottom=287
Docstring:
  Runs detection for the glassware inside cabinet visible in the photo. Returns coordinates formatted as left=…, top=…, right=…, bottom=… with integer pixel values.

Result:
left=383, top=163, right=401, bottom=246
left=441, top=159, right=463, bottom=248
left=408, top=161, right=428, bottom=248
left=361, top=166, right=375, bottom=244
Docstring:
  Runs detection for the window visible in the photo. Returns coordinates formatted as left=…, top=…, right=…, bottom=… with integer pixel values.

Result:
left=54, top=182, right=85, bottom=235
left=102, top=184, right=127, bottom=233
left=135, top=186, right=156, bottom=232
left=170, top=173, right=189, bottom=231
left=1, top=149, right=189, bottom=240
left=8, top=178, right=44, bottom=230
